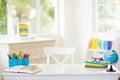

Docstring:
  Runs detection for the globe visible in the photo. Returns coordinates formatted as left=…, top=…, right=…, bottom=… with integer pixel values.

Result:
left=104, top=50, right=118, bottom=64
left=104, top=50, right=118, bottom=72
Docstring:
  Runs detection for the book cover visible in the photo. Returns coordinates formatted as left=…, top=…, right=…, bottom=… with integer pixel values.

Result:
left=5, top=65, right=42, bottom=74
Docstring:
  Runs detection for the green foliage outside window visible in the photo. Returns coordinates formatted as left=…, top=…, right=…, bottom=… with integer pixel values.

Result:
left=0, top=0, right=7, bottom=34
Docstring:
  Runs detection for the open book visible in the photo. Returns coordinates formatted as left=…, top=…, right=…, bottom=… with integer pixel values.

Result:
left=5, top=65, right=42, bottom=74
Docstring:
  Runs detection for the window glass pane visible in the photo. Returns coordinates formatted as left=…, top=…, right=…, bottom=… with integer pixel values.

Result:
left=105, top=6, right=114, bottom=18
left=104, top=20, right=113, bottom=31
left=97, top=0, right=105, bottom=4
left=115, top=0, right=120, bottom=4
left=40, top=0, right=55, bottom=33
left=97, top=6, right=105, bottom=18
left=96, top=20, right=105, bottom=32
left=11, top=0, right=36, bottom=34
left=114, top=20, right=120, bottom=32
left=0, top=0, right=7, bottom=34
left=115, top=6, right=120, bottom=19
left=105, top=0, right=114, bottom=5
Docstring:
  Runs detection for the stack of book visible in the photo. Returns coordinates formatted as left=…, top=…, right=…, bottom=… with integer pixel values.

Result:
left=85, top=60, right=109, bottom=68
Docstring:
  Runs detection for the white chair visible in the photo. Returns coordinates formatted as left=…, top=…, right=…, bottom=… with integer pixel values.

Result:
left=44, top=47, right=76, bottom=64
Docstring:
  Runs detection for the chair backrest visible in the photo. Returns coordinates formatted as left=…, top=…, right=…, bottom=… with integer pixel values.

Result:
left=44, top=47, right=76, bottom=64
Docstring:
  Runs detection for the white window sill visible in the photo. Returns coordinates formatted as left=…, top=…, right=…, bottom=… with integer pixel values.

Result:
left=0, top=37, right=56, bottom=44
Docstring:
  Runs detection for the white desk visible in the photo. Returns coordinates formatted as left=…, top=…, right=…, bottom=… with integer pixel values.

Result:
left=2, top=64, right=120, bottom=80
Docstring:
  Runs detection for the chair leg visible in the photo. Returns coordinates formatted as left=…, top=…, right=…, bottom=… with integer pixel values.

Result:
left=71, top=56, right=74, bottom=64
left=47, top=55, right=50, bottom=64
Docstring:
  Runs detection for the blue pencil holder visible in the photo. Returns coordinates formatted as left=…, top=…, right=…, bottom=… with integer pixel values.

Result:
left=23, top=58, right=29, bottom=66
left=13, top=59, right=18, bottom=66
left=9, top=58, right=29, bottom=67
left=9, top=59, right=17, bottom=67
left=9, top=59, right=13, bottom=67
left=17, top=59, right=23, bottom=65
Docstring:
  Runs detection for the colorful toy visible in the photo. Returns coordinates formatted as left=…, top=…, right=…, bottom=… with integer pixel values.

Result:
left=19, top=24, right=29, bottom=37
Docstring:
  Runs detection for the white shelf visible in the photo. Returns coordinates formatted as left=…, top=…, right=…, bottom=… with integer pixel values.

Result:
left=88, top=49, right=111, bottom=53
left=86, top=49, right=111, bottom=60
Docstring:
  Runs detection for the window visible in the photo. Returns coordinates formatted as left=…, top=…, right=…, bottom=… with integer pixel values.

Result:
left=1, top=0, right=57, bottom=36
left=95, top=0, right=120, bottom=33
left=0, top=0, right=7, bottom=34
left=11, top=0, right=36, bottom=34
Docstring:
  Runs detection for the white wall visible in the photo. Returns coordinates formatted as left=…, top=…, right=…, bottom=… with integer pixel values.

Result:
left=64, top=0, right=76, bottom=46
left=61, top=0, right=94, bottom=63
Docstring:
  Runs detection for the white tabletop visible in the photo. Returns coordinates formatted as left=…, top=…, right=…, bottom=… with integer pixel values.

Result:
left=2, top=64, right=120, bottom=76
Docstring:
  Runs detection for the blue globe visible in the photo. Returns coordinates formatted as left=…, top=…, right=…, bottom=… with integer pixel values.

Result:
left=104, top=50, right=118, bottom=64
